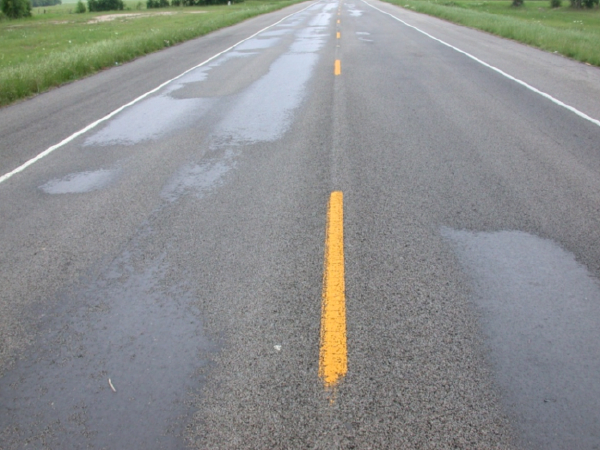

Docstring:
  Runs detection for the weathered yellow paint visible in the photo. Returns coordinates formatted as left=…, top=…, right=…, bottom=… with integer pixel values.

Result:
left=319, top=191, right=347, bottom=389
left=337, top=19, right=340, bottom=24
left=337, top=32, right=341, bottom=39
left=334, top=59, right=341, bottom=75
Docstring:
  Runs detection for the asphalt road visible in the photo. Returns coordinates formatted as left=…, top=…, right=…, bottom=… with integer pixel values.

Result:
left=1, top=1, right=600, bottom=448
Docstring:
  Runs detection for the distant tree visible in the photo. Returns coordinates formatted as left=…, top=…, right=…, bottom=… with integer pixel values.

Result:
left=570, top=0, right=598, bottom=6
left=176, top=0, right=236, bottom=5
left=512, top=0, right=524, bottom=6
left=1, top=0, right=32, bottom=18
left=31, top=0, right=60, bottom=6
left=75, top=0, right=85, bottom=12
left=550, top=0, right=561, bottom=7
left=88, top=0, right=122, bottom=11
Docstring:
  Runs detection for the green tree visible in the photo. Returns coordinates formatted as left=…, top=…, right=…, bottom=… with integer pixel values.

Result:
left=31, top=0, right=60, bottom=6
left=88, top=0, right=122, bottom=11
left=570, top=0, right=598, bottom=6
left=1, top=0, right=32, bottom=18
left=75, top=0, right=85, bottom=12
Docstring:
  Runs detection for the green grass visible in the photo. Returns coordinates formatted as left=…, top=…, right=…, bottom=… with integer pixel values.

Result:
left=383, top=0, right=600, bottom=66
left=0, top=0, right=304, bottom=106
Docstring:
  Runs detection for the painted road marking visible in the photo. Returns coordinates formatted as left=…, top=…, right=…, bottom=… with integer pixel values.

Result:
left=335, top=60, right=341, bottom=75
left=0, top=2, right=319, bottom=185
left=337, top=19, right=340, bottom=24
left=319, top=191, right=347, bottom=389
left=360, top=0, right=600, bottom=129
left=337, top=32, right=341, bottom=39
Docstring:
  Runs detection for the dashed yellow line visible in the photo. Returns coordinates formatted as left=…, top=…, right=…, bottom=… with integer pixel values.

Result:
left=334, top=59, right=341, bottom=75
left=319, top=191, right=347, bottom=389
left=337, top=31, right=341, bottom=39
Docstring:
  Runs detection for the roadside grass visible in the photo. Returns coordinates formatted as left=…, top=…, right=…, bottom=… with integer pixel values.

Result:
left=383, top=0, right=600, bottom=66
left=0, top=0, right=304, bottom=107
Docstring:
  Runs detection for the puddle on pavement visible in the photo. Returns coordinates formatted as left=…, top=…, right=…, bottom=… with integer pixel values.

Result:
left=234, top=36, right=280, bottom=51
left=307, top=8, right=336, bottom=27
left=355, top=31, right=373, bottom=42
left=346, top=3, right=364, bottom=16
left=442, top=228, right=600, bottom=449
left=211, top=52, right=319, bottom=148
left=82, top=1, right=334, bottom=150
left=0, top=236, right=212, bottom=448
left=259, top=29, right=290, bottom=37
left=85, top=95, right=213, bottom=146
left=161, top=152, right=234, bottom=203
left=210, top=4, right=332, bottom=148
left=290, top=27, right=329, bottom=53
left=206, top=50, right=256, bottom=67
left=274, top=16, right=304, bottom=28
left=40, top=168, right=118, bottom=194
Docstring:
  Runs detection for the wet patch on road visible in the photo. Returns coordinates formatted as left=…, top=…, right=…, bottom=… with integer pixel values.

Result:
left=161, top=150, right=235, bottom=203
left=39, top=168, right=119, bottom=194
left=234, top=36, right=281, bottom=51
left=84, top=95, right=213, bottom=147
left=210, top=9, right=332, bottom=149
left=0, top=224, right=213, bottom=449
left=345, top=3, right=364, bottom=17
left=210, top=52, right=319, bottom=148
left=442, top=227, right=600, bottom=450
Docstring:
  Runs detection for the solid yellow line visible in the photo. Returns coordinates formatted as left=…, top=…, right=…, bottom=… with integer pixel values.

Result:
left=337, top=19, right=340, bottom=24
left=334, top=60, right=341, bottom=75
left=337, top=32, right=341, bottom=39
left=319, top=191, right=347, bottom=389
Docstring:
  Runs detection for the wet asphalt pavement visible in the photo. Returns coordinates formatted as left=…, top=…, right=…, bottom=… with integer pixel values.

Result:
left=1, top=0, right=600, bottom=448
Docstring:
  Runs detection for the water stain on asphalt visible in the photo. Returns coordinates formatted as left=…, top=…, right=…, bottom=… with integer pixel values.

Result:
left=0, top=236, right=213, bottom=449
left=83, top=2, right=332, bottom=150
left=39, top=168, right=118, bottom=194
left=161, top=151, right=234, bottom=203
left=85, top=95, right=212, bottom=146
left=211, top=5, right=332, bottom=148
left=234, top=36, right=281, bottom=51
left=211, top=52, right=319, bottom=147
left=346, top=3, right=364, bottom=17
left=290, top=27, right=329, bottom=53
left=442, top=228, right=600, bottom=450
left=259, top=29, right=289, bottom=37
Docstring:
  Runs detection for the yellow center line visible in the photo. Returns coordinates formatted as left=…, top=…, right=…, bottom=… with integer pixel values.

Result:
left=319, top=191, right=347, bottom=389
left=337, top=19, right=340, bottom=24
left=334, top=59, right=341, bottom=75
left=337, top=31, right=341, bottom=39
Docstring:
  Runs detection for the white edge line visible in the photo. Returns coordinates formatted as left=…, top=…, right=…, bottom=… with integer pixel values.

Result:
left=360, top=0, right=600, bottom=129
left=0, top=1, right=318, bottom=185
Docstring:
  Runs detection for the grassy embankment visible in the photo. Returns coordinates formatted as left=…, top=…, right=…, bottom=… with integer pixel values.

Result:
left=0, top=0, right=304, bottom=107
left=383, top=0, right=600, bottom=66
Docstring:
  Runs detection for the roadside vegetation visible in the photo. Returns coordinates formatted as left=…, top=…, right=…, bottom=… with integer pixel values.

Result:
left=0, top=0, right=303, bottom=107
left=384, top=0, right=600, bottom=66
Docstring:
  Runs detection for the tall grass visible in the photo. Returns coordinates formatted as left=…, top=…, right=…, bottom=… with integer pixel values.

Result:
left=0, top=1, right=302, bottom=106
left=384, top=0, right=600, bottom=66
